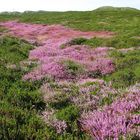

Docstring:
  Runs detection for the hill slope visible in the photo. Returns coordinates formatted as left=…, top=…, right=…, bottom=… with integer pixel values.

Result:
left=0, top=7, right=140, bottom=140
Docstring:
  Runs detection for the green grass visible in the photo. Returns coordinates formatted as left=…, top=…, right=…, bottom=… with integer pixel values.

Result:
left=0, top=8, right=140, bottom=50
left=0, top=36, right=33, bottom=64
left=104, top=49, right=140, bottom=88
left=65, top=36, right=140, bottom=49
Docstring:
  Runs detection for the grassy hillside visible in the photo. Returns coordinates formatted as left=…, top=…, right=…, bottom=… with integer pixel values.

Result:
left=0, top=7, right=140, bottom=48
left=0, top=7, right=140, bottom=140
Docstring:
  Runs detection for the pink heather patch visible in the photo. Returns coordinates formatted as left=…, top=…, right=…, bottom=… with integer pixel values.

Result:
left=87, top=58, right=115, bottom=75
left=23, top=61, right=65, bottom=80
left=42, top=110, right=67, bottom=134
left=80, top=91, right=140, bottom=139
left=77, top=78, right=105, bottom=85
left=1, top=21, right=115, bottom=81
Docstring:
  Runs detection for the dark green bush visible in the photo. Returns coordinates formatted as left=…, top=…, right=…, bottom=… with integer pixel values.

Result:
left=56, top=105, right=80, bottom=122
left=0, top=101, right=49, bottom=140
left=68, top=38, right=87, bottom=45
left=0, top=37, right=48, bottom=139
left=84, top=37, right=106, bottom=48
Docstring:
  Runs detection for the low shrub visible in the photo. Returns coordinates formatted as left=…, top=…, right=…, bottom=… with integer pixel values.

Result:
left=107, top=69, right=136, bottom=88
left=68, top=38, right=87, bottom=46
left=62, top=60, right=85, bottom=78
left=49, top=93, right=70, bottom=110
left=56, top=105, right=80, bottom=122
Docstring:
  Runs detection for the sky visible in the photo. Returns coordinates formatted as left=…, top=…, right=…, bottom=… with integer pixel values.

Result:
left=0, top=0, right=140, bottom=12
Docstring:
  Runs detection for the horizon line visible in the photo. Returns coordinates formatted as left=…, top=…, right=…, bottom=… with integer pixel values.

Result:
left=0, top=6, right=139, bottom=13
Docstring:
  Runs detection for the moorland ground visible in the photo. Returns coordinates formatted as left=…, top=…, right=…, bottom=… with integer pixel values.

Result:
left=0, top=7, right=140, bottom=140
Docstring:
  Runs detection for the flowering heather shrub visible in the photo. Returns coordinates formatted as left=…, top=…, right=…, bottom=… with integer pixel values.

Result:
left=40, top=79, right=139, bottom=137
left=42, top=79, right=119, bottom=114
left=1, top=21, right=115, bottom=81
left=0, top=21, right=113, bottom=43
left=87, top=58, right=115, bottom=76
left=23, top=45, right=114, bottom=81
left=70, top=79, right=119, bottom=112
left=80, top=87, right=140, bottom=139
left=77, top=78, right=105, bottom=85
left=128, top=83, right=140, bottom=94
left=42, top=110, right=67, bottom=134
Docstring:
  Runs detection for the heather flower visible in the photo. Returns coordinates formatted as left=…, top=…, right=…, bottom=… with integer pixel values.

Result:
left=42, top=110, right=67, bottom=134
left=1, top=21, right=115, bottom=81
left=77, top=78, right=105, bottom=86
left=80, top=91, right=140, bottom=139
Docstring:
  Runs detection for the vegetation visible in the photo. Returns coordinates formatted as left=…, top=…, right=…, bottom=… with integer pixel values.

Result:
left=105, top=49, right=140, bottom=88
left=0, top=7, right=140, bottom=139
left=0, top=36, right=49, bottom=139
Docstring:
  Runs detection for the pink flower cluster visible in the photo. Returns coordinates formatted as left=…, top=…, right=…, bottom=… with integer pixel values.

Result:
left=23, top=45, right=115, bottom=80
left=80, top=91, right=140, bottom=139
left=0, top=21, right=114, bottom=43
left=71, top=79, right=119, bottom=112
left=0, top=21, right=115, bottom=81
left=42, top=110, right=67, bottom=134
